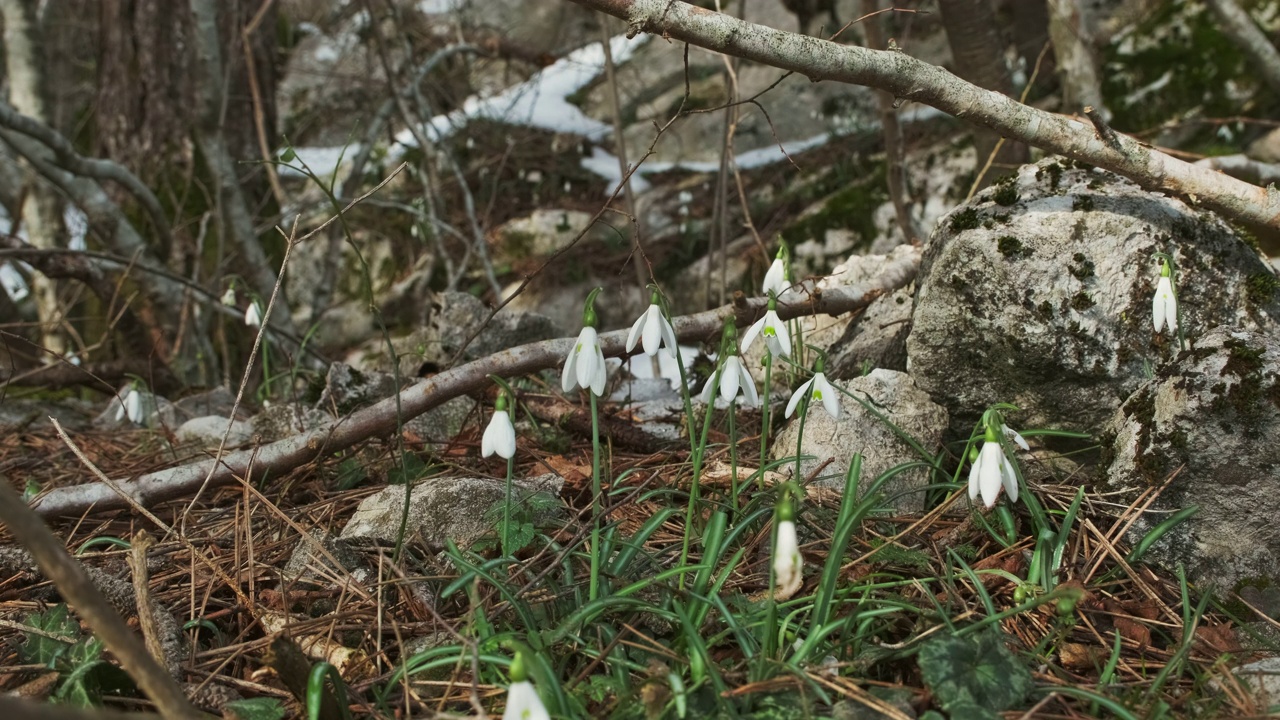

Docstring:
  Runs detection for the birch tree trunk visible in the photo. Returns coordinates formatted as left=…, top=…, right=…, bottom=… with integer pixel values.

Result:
left=1, top=0, right=67, bottom=358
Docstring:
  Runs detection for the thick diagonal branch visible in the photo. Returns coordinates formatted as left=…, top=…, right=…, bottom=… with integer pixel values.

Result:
left=30, top=248, right=919, bottom=518
left=566, top=0, right=1280, bottom=231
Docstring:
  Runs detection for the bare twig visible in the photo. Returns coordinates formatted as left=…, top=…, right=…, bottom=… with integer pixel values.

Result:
left=571, top=0, right=1280, bottom=231
left=31, top=247, right=919, bottom=518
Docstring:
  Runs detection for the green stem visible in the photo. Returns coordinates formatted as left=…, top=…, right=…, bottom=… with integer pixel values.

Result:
left=729, top=397, right=739, bottom=512
left=680, top=365, right=722, bottom=590
left=758, top=350, right=773, bottom=492
left=589, top=392, right=603, bottom=602
left=793, top=394, right=809, bottom=484
left=673, top=348, right=698, bottom=455
left=503, top=455, right=515, bottom=556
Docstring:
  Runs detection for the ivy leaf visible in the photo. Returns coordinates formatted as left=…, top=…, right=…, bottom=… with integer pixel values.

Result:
left=918, top=628, right=1032, bottom=714
left=20, top=604, right=80, bottom=666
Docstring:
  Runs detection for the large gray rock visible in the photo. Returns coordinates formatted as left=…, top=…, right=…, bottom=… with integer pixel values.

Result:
left=340, top=473, right=564, bottom=550
left=1101, top=328, right=1280, bottom=590
left=907, top=157, right=1280, bottom=434
left=771, top=370, right=948, bottom=512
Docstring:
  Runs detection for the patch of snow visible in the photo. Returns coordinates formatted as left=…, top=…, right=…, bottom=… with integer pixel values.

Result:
left=417, top=0, right=464, bottom=13
left=65, top=206, right=87, bottom=251
left=0, top=262, right=27, bottom=302
left=403, top=34, right=647, bottom=148
left=277, top=146, right=359, bottom=180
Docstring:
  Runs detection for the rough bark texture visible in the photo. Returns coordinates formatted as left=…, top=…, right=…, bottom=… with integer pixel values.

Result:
left=936, top=0, right=1029, bottom=178
left=1, top=0, right=67, bottom=356
left=564, top=0, right=1280, bottom=232
left=187, top=0, right=293, bottom=329
left=1008, top=0, right=1053, bottom=93
left=860, top=0, right=922, bottom=242
left=1206, top=0, right=1280, bottom=98
left=1046, top=0, right=1106, bottom=117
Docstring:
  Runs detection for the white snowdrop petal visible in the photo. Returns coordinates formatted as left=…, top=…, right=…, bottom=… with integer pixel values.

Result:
left=740, top=363, right=760, bottom=407
left=784, top=378, right=811, bottom=418
left=642, top=307, right=662, bottom=356
left=590, top=346, right=607, bottom=396
left=741, top=317, right=764, bottom=353
left=626, top=313, right=646, bottom=353
left=720, top=358, right=741, bottom=402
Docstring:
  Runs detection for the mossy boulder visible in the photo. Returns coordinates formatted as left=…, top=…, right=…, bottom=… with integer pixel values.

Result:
left=906, top=157, right=1280, bottom=435
left=1101, top=328, right=1280, bottom=590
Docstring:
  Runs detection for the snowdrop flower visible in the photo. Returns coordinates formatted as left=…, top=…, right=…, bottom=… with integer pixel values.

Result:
left=741, top=293, right=792, bottom=357
left=968, top=425, right=1019, bottom=508
left=700, top=355, right=759, bottom=407
left=1002, top=424, right=1029, bottom=451
left=220, top=287, right=236, bottom=306
left=503, top=652, right=549, bottom=720
left=244, top=301, right=263, bottom=328
left=482, top=393, right=517, bottom=459
left=762, top=245, right=790, bottom=297
left=785, top=358, right=839, bottom=419
left=115, top=387, right=144, bottom=425
left=773, top=497, right=803, bottom=600
left=625, top=290, right=677, bottom=358
left=1152, top=259, right=1177, bottom=333
left=561, top=288, right=607, bottom=396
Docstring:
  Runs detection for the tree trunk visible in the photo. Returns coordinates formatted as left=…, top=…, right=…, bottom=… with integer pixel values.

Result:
left=187, top=0, right=293, bottom=332
left=936, top=0, right=1029, bottom=183
left=1046, top=0, right=1106, bottom=118
left=1, top=0, right=67, bottom=358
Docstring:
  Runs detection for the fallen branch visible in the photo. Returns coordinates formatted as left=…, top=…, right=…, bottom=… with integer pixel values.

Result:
left=31, top=247, right=919, bottom=518
left=565, top=0, right=1280, bottom=231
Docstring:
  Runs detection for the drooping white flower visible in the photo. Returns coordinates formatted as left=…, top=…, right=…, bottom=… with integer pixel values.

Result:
left=763, top=256, right=789, bottom=297
left=625, top=302, right=677, bottom=358
left=561, top=326, right=607, bottom=396
left=1002, top=424, right=1030, bottom=451
left=244, top=301, right=263, bottom=328
left=220, top=287, right=236, bottom=306
left=741, top=309, right=792, bottom=357
left=504, top=653, right=549, bottom=720
left=699, top=355, right=759, bottom=407
left=968, top=429, right=1019, bottom=508
left=115, top=388, right=144, bottom=425
left=773, top=516, right=803, bottom=600
left=1152, top=273, right=1177, bottom=333
left=482, top=409, right=516, bottom=459
left=503, top=681, right=549, bottom=720
left=784, top=371, right=840, bottom=419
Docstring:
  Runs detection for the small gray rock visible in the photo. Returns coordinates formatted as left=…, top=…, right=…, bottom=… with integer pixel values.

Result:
left=316, top=362, right=400, bottom=415
left=340, top=473, right=565, bottom=549
left=176, top=416, right=253, bottom=450
left=252, top=402, right=333, bottom=443
left=772, top=370, right=948, bottom=512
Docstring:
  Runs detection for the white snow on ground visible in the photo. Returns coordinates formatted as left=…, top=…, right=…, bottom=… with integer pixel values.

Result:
left=417, top=0, right=464, bottom=14
left=405, top=33, right=645, bottom=147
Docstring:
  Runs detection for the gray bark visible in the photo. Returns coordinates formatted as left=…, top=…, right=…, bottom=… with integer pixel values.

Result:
left=187, top=0, right=294, bottom=332
left=1046, top=0, right=1106, bottom=117
left=1, top=0, right=67, bottom=356
left=936, top=0, right=1029, bottom=178
left=565, top=0, right=1280, bottom=232
left=861, top=0, right=923, bottom=242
